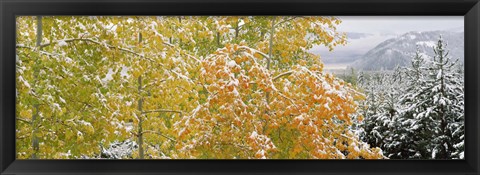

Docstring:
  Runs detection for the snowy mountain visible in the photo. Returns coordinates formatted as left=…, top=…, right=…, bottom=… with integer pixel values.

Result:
left=350, top=31, right=464, bottom=71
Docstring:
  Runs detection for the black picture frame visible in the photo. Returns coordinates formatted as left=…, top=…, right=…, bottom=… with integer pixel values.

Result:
left=1, top=0, right=479, bottom=175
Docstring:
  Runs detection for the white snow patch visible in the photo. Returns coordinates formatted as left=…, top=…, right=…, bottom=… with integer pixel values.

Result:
left=59, top=97, right=66, bottom=104
left=385, top=49, right=393, bottom=55
left=18, top=76, right=30, bottom=88
left=249, top=131, right=258, bottom=139
left=232, top=88, right=239, bottom=96
left=83, top=75, right=91, bottom=81
left=120, top=66, right=130, bottom=78
left=59, top=150, right=72, bottom=158
left=416, top=41, right=436, bottom=48
left=178, top=128, right=186, bottom=136
left=16, top=55, right=21, bottom=64
left=294, top=115, right=304, bottom=121
left=78, top=120, right=93, bottom=128
left=127, top=18, right=134, bottom=24
left=53, top=103, right=61, bottom=111
left=436, top=70, right=442, bottom=79
left=324, top=103, right=330, bottom=110
left=101, top=140, right=138, bottom=159
left=125, top=122, right=134, bottom=132
left=238, top=19, right=245, bottom=27
left=353, top=145, right=360, bottom=152
left=102, top=68, right=115, bottom=83
left=57, top=40, right=68, bottom=47
left=227, top=60, right=237, bottom=68
left=78, top=23, right=86, bottom=30
left=65, top=57, right=73, bottom=63
left=104, top=23, right=117, bottom=31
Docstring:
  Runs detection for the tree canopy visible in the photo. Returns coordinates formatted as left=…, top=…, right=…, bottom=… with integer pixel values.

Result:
left=16, top=16, right=386, bottom=159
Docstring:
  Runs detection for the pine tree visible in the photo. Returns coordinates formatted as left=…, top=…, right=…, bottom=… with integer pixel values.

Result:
left=357, top=71, right=407, bottom=158
left=397, top=37, right=464, bottom=159
left=358, top=38, right=464, bottom=159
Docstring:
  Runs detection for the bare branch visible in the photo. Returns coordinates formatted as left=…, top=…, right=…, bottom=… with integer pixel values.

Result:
left=141, top=130, right=176, bottom=142
left=275, top=91, right=296, bottom=105
left=249, top=71, right=294, bottom=85
left=215, top=141, right=251, bottom=151
left=17, top=38, right=158, bottom=62
left=17, top=135, right=29, bottom=140
left=238, top=46, right=270, bottom=60
left=143, top=79, right=167, bottom=89
left=55, top=38, right=153, bottom=61
left=142, top=109, right=183, bottom=116
left=273, top=71, right=294, bottom=81
left=16, top=118, right=31, bottom=124
left=161, top=39, right=200, bottom=62
left=16, top=44, right=32, bottom=49
left=274, top=17, right=298, bottom=27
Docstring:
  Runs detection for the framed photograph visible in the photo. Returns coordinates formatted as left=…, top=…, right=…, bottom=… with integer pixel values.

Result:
left=1, top=0, right=479, bottom=174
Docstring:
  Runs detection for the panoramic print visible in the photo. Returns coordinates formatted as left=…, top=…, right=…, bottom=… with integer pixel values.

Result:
left=16, top=16, right=464, bottom=159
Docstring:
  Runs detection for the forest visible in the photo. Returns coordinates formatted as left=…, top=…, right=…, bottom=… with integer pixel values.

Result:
left=15, top=16, right=464, bottom=159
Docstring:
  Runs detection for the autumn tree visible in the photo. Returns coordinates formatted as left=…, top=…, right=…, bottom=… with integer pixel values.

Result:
left=16, top=16, right=196, bottom=159
left=16, top=16, right=384, bottom=159
left=172, top=17, right=384, bottom=159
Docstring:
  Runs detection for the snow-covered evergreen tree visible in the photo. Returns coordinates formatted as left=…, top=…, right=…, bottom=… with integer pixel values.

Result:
left=358, top=37, right=464, bottom=159
left=392, top=47, right=434, bottom=159
left=400, top=37, right=464, bottom=159
left=357, top=70, right=408, bottom=158
left=78, top=140, right=138, bottom=159
left=100, top=140, right=138, bottom=159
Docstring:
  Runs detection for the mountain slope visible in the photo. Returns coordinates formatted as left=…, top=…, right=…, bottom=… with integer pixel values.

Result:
left=350, top=31, right=464, bottom=71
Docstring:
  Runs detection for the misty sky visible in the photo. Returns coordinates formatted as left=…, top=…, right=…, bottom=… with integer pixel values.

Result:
left=335, top=16, right=463, bottom=35
left=311, top=16, right=464, bottom=68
